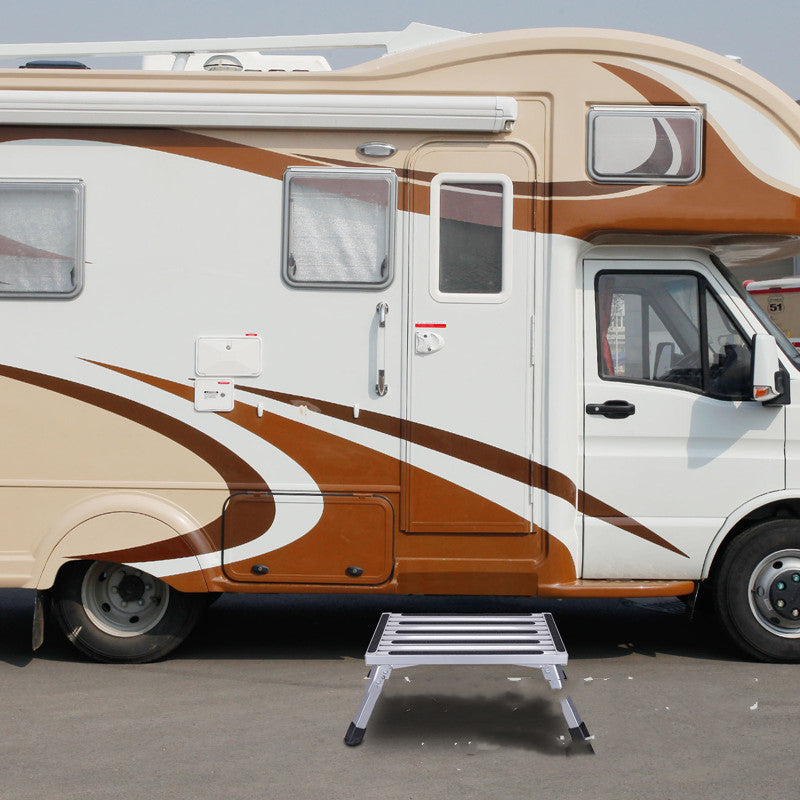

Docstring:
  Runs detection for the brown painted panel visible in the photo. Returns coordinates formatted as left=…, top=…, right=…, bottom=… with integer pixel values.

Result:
left=403, top=464, right=529, bottom=533
left=222, top=492, right=394, bottom=584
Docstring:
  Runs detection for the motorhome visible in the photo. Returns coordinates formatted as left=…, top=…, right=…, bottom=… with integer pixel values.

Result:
left=1, top=23, right=800, bottom=663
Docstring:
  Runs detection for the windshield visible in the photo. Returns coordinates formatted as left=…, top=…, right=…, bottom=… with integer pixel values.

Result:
left=712, top=254, right=800, bottom=367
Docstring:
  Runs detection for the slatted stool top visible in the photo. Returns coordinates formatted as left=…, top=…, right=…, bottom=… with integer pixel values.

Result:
left=365, top=612, right=567, bottom=667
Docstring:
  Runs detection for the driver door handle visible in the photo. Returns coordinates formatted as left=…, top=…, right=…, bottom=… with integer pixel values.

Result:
left=586, top=400, right=636, bottom=419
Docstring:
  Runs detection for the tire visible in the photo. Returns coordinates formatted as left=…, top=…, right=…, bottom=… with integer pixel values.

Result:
left=51, top=560, right=205, bottom=663
left=713, top=519, right=800, bottom=662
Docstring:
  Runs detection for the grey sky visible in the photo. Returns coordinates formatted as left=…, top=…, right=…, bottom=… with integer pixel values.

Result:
left=3, top=0, right=799, bottom=98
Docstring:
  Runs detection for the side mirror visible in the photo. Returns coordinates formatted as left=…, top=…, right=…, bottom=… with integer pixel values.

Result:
left=752, top=333, right=783, bottom=402
left=653, top=341, right=675, bottom=380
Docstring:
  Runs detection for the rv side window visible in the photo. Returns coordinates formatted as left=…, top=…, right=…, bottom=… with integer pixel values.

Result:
left=430, top=174, right=513, bottom=303
left=587, top=106, right=703, bottom=184
left=282, top=168, right=396, bottom=288
left=0, top=180, right=84, bottom=298
left=597, top=271, right=752, bottom=400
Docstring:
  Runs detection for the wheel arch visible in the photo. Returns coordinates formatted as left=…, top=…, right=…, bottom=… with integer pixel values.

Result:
left=35, top=492, right=211, bottom=593
left=702, top=491, right=800, bottom=580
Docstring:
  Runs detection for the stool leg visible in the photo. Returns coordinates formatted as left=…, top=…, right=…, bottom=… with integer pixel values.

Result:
left=344, top=665, right=393, bottom=746
left=560, top=696, right=594, bottom=753
left=540, top=663, right=563, bottom=690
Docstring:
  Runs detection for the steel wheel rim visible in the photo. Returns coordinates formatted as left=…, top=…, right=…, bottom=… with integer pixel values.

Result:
left=748, top=549, right=800, bottom=638
left=81, top=561, right=169, bottom=638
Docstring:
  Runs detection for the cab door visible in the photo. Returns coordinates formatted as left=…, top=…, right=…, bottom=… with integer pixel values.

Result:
left=404, top=143, right=535, bottom=534
left=583, top=256, right=785, bottom=578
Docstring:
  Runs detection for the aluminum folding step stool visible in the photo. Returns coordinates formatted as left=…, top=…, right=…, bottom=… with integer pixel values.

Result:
left=344, top=612, right=592, bottom=750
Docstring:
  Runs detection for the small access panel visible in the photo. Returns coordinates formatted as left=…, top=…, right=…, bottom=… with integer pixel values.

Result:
left=221, top=492, right=394, bottom=584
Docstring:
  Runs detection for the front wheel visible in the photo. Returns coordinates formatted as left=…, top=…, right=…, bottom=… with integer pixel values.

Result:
left=51, top=560, right=205, bottom=663
left=713, top=519, right=800, bottom=662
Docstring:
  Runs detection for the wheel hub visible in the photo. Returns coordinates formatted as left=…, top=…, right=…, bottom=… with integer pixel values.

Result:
left=768, top=568, right=800, bottom=621
left=80, top=561, right=169, bottom=638
left=749, top=551, right=800, bottom=637
left=117, top=573, right=146, bottom=603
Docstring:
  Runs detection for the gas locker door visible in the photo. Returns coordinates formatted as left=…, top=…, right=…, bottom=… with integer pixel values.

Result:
left=405, top=143, right=535, bottom=533
left=582, top=257, right=785, bottom=578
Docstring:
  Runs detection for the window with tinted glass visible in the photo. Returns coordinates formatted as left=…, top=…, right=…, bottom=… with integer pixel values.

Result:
left=431, top=174, right=512, bottom=302
left=597, top=271, right=752, bottom=399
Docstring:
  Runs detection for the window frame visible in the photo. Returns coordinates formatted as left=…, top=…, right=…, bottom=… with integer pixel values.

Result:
left=595, top=269, right=754, bottom=401
left=0, top=178, right=85, bottom=300
left=281, top=166, right=397, bottom=290
left=586, top=105, right=704, bottom=185
left=429, top=172, right=513, bottom=304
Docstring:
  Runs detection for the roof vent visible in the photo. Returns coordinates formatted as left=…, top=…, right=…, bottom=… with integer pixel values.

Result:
left=21, top=60, right=89, bottom=69
left=203, top=54, right=244, bottom=72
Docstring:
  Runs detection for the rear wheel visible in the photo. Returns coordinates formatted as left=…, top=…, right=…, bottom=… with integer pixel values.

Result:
left=51, top=560, right=205, bottom=663
left=713, top=520, right=800, bottom=662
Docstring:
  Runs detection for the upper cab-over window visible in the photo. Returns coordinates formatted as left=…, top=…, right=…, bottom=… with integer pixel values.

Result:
left=588, top=106, right=703, bottom=184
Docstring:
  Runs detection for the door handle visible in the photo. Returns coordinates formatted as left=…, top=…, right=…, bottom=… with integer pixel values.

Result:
left=586, top=400, right=636, bottom=419
left=375, top=302, right=389, bottom=396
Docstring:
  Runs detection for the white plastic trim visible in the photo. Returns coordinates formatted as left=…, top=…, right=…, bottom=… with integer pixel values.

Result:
left=0, top=91, right=517, bottom=132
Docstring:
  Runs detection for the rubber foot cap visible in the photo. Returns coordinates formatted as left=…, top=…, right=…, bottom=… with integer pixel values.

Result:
left=566, top=723, right=594, bottom=755
left=344, top=722, right=366, bottom=746
left=568, top=722, right=591, bottom=742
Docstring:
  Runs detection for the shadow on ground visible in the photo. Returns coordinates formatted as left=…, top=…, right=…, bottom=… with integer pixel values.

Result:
left=0, top=588, right=740, bottom=666
left=364, top=692, right=568, bottom=754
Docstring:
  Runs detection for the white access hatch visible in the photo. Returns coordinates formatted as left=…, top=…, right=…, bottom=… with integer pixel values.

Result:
left=195, top=335, right=262, bottom=377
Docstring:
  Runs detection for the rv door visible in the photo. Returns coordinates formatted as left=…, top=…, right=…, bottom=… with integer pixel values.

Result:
left=405, top=143, right=536, bottom=538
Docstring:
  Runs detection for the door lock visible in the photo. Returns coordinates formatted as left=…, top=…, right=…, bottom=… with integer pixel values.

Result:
left=415, top=331, right=445, bottom=354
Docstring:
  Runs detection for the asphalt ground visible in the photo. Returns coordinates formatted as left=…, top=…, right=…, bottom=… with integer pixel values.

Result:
left=1, top=589, right=797, bottom=800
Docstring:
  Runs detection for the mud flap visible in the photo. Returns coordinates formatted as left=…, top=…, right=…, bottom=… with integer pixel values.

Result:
left=32, top=589, right=49, bottom=651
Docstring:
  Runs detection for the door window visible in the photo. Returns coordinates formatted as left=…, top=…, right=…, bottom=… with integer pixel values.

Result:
left=429, top=173, right=513, bottom=303
left=596, top=271, right=752, bottom=399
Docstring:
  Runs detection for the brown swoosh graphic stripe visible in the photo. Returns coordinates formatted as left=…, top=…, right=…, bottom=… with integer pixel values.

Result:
left=0, top=363, right=274, bottom=565
left=597, top=62, right=688, bottom=105
left=0, top=126, right=320, bottom=178
left=238, top=388, right=686, bottom=557
left=87, top=361, right=528, bottom=535
left=297, top=153, right=641, bottom=199
left=242, top=386, right=576, bottom=504
left=577, top=492, right=688, bottom=557
left=82, top=361, right=686, bottom=558
left=1, top=127, right=682, bottom=242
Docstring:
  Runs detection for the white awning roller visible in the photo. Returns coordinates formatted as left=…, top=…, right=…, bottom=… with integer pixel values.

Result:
left=0, top=90, right=517, bottom=132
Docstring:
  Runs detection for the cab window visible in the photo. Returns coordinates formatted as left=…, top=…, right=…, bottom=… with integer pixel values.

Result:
left=596, top=271, right=752, bottom=400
